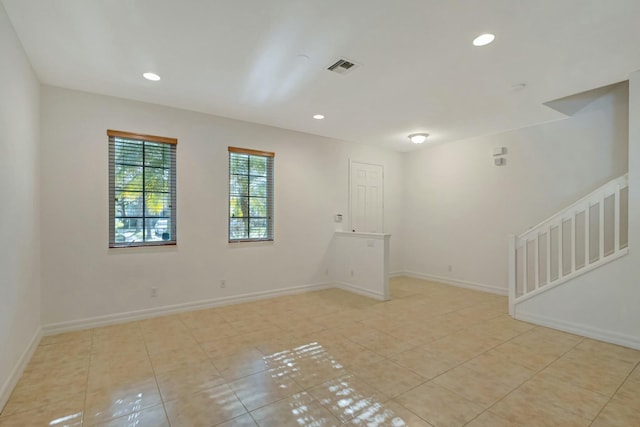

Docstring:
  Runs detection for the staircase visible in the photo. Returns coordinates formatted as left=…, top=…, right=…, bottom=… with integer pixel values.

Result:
left=508, top=174, right=629, bottom=315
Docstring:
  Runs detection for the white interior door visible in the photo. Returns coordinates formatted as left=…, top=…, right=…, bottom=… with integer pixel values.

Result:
left=350, top=161, right=383, bottom=233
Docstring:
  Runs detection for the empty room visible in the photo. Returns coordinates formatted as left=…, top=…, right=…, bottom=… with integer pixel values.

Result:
left=1, top=1, right=640, bottom=426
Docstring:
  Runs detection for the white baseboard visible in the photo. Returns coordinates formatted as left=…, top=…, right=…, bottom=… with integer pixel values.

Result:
left=335, top=281, right=386, bottom=301
left=399, top=271, right=508, bottom=296
left=0, top=326, right=42, bottom=412
left=389, top=271, right=404, bottom=278
left=42, top=282, right=334, bottom=335
left=515, top=310, right=640, bottom=351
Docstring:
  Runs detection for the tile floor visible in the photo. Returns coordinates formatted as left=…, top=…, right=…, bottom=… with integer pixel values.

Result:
left=1, top=277, right=639, bottom=426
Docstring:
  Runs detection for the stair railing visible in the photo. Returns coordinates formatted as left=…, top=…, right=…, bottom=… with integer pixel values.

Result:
left=508, top=174, right=629, bottom=315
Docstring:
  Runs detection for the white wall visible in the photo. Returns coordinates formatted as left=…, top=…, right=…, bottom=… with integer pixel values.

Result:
left=0, top=3, right=41, bottom=407
left=401, top=84, right=628, bottom=293
left=39, top=86, right=403, bottom=326
left=334, top=232, right=390, bottom=301
left=515, top=72, right=640, bottom=350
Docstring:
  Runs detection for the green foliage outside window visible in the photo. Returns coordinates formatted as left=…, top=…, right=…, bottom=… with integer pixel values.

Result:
left=111, top=137, right=176, bottom=246
left=229, top=151, right=273, bottom=241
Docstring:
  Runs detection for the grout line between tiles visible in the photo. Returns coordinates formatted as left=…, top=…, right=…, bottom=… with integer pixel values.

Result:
left=465, top=333, right=589, bottom=425
left=139, top=320, right=173, bottom=427
left=81, top=328, right=95, bottom=426
left=10, top=281, right=640, bottom=427
left=587, top=358, right=640, bottom=426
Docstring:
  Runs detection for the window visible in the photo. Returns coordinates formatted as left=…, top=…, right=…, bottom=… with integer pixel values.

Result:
left=228, top=146, right=274, bottom=242
left=108, top=130, right=177, bottom=247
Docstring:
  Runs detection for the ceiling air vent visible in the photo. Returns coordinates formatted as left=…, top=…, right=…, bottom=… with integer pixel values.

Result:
left=327, top=58, right=360, bottom=75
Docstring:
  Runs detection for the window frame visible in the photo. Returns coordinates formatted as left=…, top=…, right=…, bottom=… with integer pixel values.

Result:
left=228, top=146, right=275, bottom=243
left=108, top=129, right=177, bottom=248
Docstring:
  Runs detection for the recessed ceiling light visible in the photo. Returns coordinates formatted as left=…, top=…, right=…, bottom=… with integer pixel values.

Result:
left=473, top=33, right=495, bottom=47
left=143, top=72, right=161, bottom=81
left=313, top=114, right=325, bottom=120
left=408, top=133, right=429, bottom=144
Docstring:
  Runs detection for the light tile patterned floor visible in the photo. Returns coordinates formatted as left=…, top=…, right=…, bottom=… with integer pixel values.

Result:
left=1, top=277, right=639, bottom=426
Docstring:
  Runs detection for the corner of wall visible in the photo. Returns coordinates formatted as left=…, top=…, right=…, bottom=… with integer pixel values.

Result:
left=0, top=328, right=41, bottom=413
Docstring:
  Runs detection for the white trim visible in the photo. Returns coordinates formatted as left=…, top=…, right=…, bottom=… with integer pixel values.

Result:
left=0, top=327, right=42, bottom=412
left=515, top=310, right=640, bottom=351
left=512, top=248, right=629, bottom=305
left=42, top=282, right=333, bottom=335
left=508, top=234, right=517, bottom=316
left=400, top=271, right=508, bottom=296
left=389, top=271, right=404, bottom=278
left=517, top=174, right=628, bottom=241
left=335, top=281, right=386, bottom=301
left=507, top=234, right=516, bottom=316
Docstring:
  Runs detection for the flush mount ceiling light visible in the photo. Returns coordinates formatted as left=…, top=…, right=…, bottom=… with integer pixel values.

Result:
left=473, top=33, right=495, bottom=47
left=408, top=133, right=429, bottom=144
left=142, top=72, right=161, bottom=81
left=313, top=114, right=325, bottom=120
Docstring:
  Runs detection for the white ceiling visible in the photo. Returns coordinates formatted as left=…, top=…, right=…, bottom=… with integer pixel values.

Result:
left=3, top=0, right=640, bottom=152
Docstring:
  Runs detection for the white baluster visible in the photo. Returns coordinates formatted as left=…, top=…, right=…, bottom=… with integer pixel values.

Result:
left=546, top=227, right=551, bottom=285
left=570, top=215, right=576, bottom=274
left=585, top=206, right=590, bottom=266
left=599, top=198, right=605, bottom=260
left=508, top=235, right=516, bottom=314
left=523, top=240, right=528, bottom=295
left=534, top=234, right=539, bottom=290
left=558, top=223, right=563, bottom=278
left=615, top=185, right=621, bottom=252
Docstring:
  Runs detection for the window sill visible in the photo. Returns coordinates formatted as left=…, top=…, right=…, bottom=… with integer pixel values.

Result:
left=228, top=239, right=274, bottom=248
left=109, top=242, right=177, bottom=249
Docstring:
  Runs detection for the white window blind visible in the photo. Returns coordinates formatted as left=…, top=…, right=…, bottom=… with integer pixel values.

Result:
left=108, top=130, right=177, bottom=247
left=228, top=146, right=274, bottom=242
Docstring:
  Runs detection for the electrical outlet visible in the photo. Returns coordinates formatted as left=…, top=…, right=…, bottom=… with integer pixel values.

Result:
left=350, top=270, right=354, bottom=277
left=220, top=280, right=226, bottom=288
left=150, top=287, right=157, bottom=298
left=448, top=265, right=453, bottom=273
left=325, top=268, right=329, bottom=276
